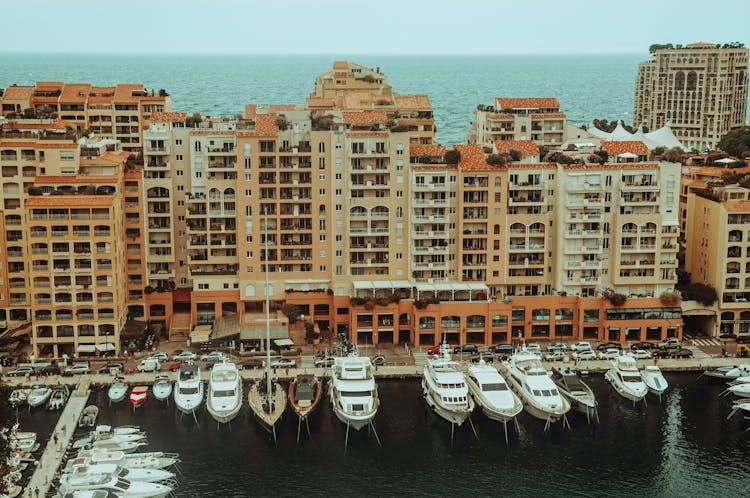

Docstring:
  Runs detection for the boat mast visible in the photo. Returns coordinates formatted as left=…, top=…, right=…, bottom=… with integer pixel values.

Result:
left=264, top=211, right=272, bottom=412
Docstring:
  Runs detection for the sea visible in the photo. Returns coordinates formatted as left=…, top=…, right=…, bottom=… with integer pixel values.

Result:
left=16, top=375, right=750, bottom=498
left=0, top=53, right=644, bottom=145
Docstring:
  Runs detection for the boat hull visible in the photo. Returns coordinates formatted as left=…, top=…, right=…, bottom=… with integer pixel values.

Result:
left=605, top=370, right=647, bottom=402
left=332, top=406, right=375, bottom=431
left=108, top=386, right=128, bottom=404
left=248, top=382, right=287, bottom=432
left=504, top=370, right=570, bottom=422
left=175, top=382, right=204, bottom=414
left=422, top=378, right=474, bottom=426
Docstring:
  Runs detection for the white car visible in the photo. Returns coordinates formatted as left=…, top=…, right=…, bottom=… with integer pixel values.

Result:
left=62, top=364, right=90, bottom=376
left=598, top=348, right=620, bottom=360
left=569, top=341, right=593, bottom=352
left=136, top=359, right=160, bottom=372
left=200, top=351, right=226, bottom=362
left=148, top=352, right=169, bottom=362
left=271, top=359, right=296, bottom=368
left=572, top=349, right=597, bottom=361
left=526, top=343, right=542, bottom=355
left=172, top=351, right=197, bottom=362
left=627, top=349, right=653, bottom=360
left=543, top=351, right=566, bottom=362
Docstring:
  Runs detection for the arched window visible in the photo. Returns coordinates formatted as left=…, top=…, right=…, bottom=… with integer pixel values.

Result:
left=687, top=71, right=697, bottom=91
left=675, top=71, right=685, bottom=90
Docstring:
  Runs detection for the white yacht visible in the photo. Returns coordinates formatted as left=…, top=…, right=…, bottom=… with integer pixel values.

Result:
left=641, top=365, right=669, bottom=400
left=26, top=384, right=51, bottom=408
left=108, top=376, right=128, bottom=404
left=152, top=375, right=172, bottom=402
left=64, top=463, right=175, bottom=483
left=65, top=451, right=178, bottom=471
left=727, top=382, right=750, bottom=398
left=174, top=363, right=203, bottom=414
left=422, top=343, right=475, bottom=426
left=605, top=355, right=648, bottom=403
left=702, top=364, right=750, bottom=381
left=503, top=347, right=570, bottom=426
left=58, top=473, right=172, bottom=498
left=329, top=355, right=379, bottom=431
left=466, top=360, right=521, bottom=437
left=206, top=361, right=242, bottom=424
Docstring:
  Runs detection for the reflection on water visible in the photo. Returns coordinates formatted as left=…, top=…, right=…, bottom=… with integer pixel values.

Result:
left=16, top=375, right=750, bottom=497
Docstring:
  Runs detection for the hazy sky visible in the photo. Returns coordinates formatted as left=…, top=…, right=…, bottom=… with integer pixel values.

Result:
left=2, top=0, right=749, bottom=55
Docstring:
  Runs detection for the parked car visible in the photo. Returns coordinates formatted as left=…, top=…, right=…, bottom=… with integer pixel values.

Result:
left=172, top=352, right=197, bottom=362
left=453, top=344, right=478, bottom=355
left=652, top=349, right=671, bottom=359
left=526, top=343, right=542, bottom=355
left=136, top=359, right=160, bottom=372
left=39, top=365, right=61, bottom=375
left=63, top=364, right=90, bottom=376
left=97, top=362, right=124, bottom=374
left=631, top=341, right=656, bottom=351
left=598, top=348, right=621, bottom=360
left=200, top=351, right=226, bottom=362
left=148, top=352, right=169, bottom=362
left=719, top=332, right=737, bottom=339
left=314, top=356, right=335, bottom=368
left=597, top=342, right=622, bottom=351
left=547, top=342, right=567, bottom=352
left=489, top=344, right=513, bottom=354
left=572, top=350, right=597, bottom=361
left=239, top=359, right=264, bottom=370
left=7, top=366, right=34, bottom=377
left=372, top=355, right=387, bottom=366
left=427, top=345, right=442, bottom=356
left=544, top=351, right=566, bottom=362
left=168, top=362, right=181, bottom=372
left=658, top=338, right=681, bottom=350
left=570, top=341, right=593, bottom=352
left=470, top=351, right=494, bottom=363
left=271, top=359, right=296, bottom=368
left=670, top=348, right=694, bottom=359
left=627, top=349, right=653, bottom=360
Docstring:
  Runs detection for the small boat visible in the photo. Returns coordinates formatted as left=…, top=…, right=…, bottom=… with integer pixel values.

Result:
left=206, top=361, right=242, bottom=424
left=94, top=425, right=143, bottom=436
left=152, top=375, right=172, bottom=402
left=108, top=376, right=128, bottom=404
left=72, top=432, right=146, bottom=450
left=605, top=355, right=648, bottom=404
left=65, top=462, right=176, bottom=483
left=129, top=386, right=149, bottom=410
left=174, top=363, right=203, bottom=415
left=47, top=385, right=70, bottom=410
left=80, top=450, right=179, bottom=470
left=641, top=365, right=669, bottom=400
left=74, top=440, right=146, bottom=454
left=727, top=400, right=750, bottom=422
left=289, top=374, right=322, bottom=421
left=552, top=366, right=598, bottom=422
left=727, top=383, right=750, bottom=398
left=10, top=433, right=39, bottom=453
left=9, top=388, right=29, bottom=407
left=466, top=360, right=522, bottom=442
left=421, top=342, right=475, bottom=427
left=79, top=405, right=99, bottom=428
left=58, top=473, right=173, bottom=498
left=329, top=354, right=379, bottom=431
left=702, top=364, right=750, bottom=381
left=26, top=384, right=52, bottom=408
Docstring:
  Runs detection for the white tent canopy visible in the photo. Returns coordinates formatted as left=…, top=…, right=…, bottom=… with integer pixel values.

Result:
left=190, top=325, right=212, bottom=344
left=716, top=157, right=736, bottom=164
left=95, top=343, right=115, bottom=352
left=588, top=121, right=686, bottom=151
left=77, top=344, right=96, bottom=353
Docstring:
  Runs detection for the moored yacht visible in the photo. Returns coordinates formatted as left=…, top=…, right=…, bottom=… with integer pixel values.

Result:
left=152, top=375, right=172, bottom=402
left=64, top=463, right=175, bottom=483
left=422, top=343, right=475, bottom=427
left=605, top=355, right=648, bottom=403
left=641, top=365, right=669, bottom=400
left=58, top=473, right=172, bottom=498
left=108, top=376, right=128, bottom=404
left=551, top=366, right=597, bottom=421
left=26, top=384, right=51, bottom=408
left=466, top=360, right=521, bottom=440
left=702, top=364, right=750, bottom=381
left=329, top=354, right=379, bottom=431
left=174, top=363, right=203, bottom=414
left=206, top=360, right=242, bottom=424
left=503, top=347, right=570, bottom=428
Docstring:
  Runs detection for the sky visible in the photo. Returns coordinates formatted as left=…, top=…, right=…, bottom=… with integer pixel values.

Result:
left=1, top=0, right=749, bottom=55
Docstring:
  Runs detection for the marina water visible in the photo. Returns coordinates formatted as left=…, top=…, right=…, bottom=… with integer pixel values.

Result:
left=17, top=374, right=750, bottom=497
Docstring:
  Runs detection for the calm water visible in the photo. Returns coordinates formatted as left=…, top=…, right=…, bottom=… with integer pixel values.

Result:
left=0, top=53, right=644, bottom=145
left=16, top=375, right=750, bottom=497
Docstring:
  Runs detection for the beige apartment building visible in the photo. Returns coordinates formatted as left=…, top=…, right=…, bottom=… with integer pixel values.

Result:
left=469, top=98, right=566, bottom=148
left=686, top=185, right=750, bottom=336
left=0, top=82, right=171, bottom=153
left=634, top=42, right=749, bottom=151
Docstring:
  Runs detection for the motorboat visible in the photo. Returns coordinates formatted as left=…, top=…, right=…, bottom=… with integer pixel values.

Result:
left=108, top=376, right=128, bottom=404
left=73, top=440, right=146, bottom=454
left=727, top=383, right=750, bottom=398
left=329, top=354, right=379, bottom=431
left=727, top=400, right=750, bottom=422
left=289, top=374, right=322, bottom=421
left=9, top=388, right=29, bottom=407
left=702, top=364, right=750, bottom=381
left=422, top=343, right=475, bottom=427
left=248, top=377, right=287, bottom=435
left=65, top=463, right=175, bottom=483
left=641, top=365, right=669, bottom=400
left=206, top=361, right=242, bottom=424
left=26, top=384, right=51, bottom=408
left=605, top=355, right=648, bottom=403
left=10, top=433, right=39, bottom=453
left=152, top=375, right=172, bottom=402
left=82, top=450, right=179, bottom=470
left=79, top=406, right=99, bottom=428
left=503, top=347, right=571, bottom=428
left=47, top=384, right=70, bottom=410
left=466, top=360, right=521, bottom=441
left=552, top=366, right=598, bottom=422
left=72, top=432, right=146, bottom=450
left=94, top=425, right=143, bottom=436
left=174, top=363, right=203, bottom=415
left=129, top=386, right=149, bottom=411
left=58, top=473, right=173, bottom=498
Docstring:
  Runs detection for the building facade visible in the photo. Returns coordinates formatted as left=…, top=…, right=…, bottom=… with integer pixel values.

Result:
left=633, top=42, right=749, bottom=151
left=469, top=98, right=566, bottom=149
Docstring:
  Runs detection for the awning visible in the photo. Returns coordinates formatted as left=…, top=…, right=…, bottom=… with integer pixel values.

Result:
left=273, top=338, right=294, bottom=347
left=77, top=344, right=96, bottom=353
left=716, top=157, right=736, bottom=163
left=353, top=281, right=373, bottom=290
left=618, top=152, right=639, bottom=158
left=190, top=325, right=213, bottom=344
left=354, top=280, right=412, bottom=290
left=95, top=343, right=115, bottom=352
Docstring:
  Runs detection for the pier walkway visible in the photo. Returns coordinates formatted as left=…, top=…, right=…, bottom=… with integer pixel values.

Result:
left=26, top=380, right=90, bottom=497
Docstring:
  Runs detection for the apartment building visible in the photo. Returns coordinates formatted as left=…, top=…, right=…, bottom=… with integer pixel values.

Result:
left=685, top=185, right=750, bottom=336
left=634, top=42, right=749, bottom=151
left=0, top=82, right=171, bottom=153
left=469, top=98, right=566, bottom=148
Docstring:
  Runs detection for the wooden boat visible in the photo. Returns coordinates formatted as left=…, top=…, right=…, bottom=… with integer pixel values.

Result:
left=289, top=374, right=322, bottom=420
left=248, top=377, right=286, bottom=435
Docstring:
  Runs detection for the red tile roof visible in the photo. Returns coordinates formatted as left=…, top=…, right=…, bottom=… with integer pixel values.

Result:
left=2, top=86, right=35, bottom=101
left=601, top=141, right=649, bottom=156
left=454, top=144, right=490, bottom=171
left=26, top=195, right=115, bottom=207
left=306, top=97, right=334, bottom=109
left=34, top=175, right=119, bottom=184
left=493, top=140, right=539, bottom=158
left=2, top=120, right=67, bottom=130
left=60, top=84, right=91, bottom=103
left=333, top=61, right=349, bottom=70
left=342, top=111, right=388, bottom=126
left=495, top=98, right=560, bottom=110
left=0, top=141, right=77, bottom=149
left=150, top=112, right=187, bottom=123
left=723, top=202, right=750, bottom=213
left=410, top=145, right=446, bottom=157
left=235, top=114, right=280, bottom=137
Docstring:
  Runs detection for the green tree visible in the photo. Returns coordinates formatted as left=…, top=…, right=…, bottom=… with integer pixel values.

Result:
left=662, top=147, right=685, bottom=163
left=508, top=149, right=522, bottom=161
left=280, top=303, right=301, bottom=324
left=444, top=150, right=460, bottom=165
left=0, top=380, right=15, bottom=493
left=718, top=127, right=750, bottom=157
left=486, top=153, right=507, bottom=166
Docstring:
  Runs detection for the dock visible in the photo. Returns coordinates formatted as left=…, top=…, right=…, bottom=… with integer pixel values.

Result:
left=25, top=380, right=90, bottom=497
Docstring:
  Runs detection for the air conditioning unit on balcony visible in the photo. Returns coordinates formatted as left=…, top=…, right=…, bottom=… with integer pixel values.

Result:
left=367, top=181, right=373, bottom=187
left=367, top=243, right=372, bottom=250
left=427, top=278, right=434, bottom=284
left=428, top=231, right=434, bottom=237
left=366, top=165, right=372, bottom=171
left=292, top=164, right=298, bottom=169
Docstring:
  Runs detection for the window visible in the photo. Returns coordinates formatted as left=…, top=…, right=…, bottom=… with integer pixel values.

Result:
left=336, top=189, right=342, bottom=196
left=176, top=170, right=183, bottom=176
left=336, top=250, right=342, bottom=257
left=245, top=189, right=251, bottom=197
left=195, top=171, right=202, bottom=178
left=244, top=158, right=251, bottom=169
left=319, top=189, right=326, bottom=196
left=319, top=142, right=326, bottom=153
left=194, top=141, right=201, bottom=152
left=175, top=139, right=182, bottom=146
left=198, top=283, right=208, bottom=290
left=176, top=154, right=183, bottom=160
left=335, top=204, right=342, bottom=211
left=320, top=266, right=326, bottom=272
left=177, top=185, right=184, bottom=191
left=60, top=151, right=74, bottom=161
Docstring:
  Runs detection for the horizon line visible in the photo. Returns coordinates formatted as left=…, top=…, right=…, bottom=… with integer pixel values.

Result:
left=0, top=50, right=645, bottom=57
